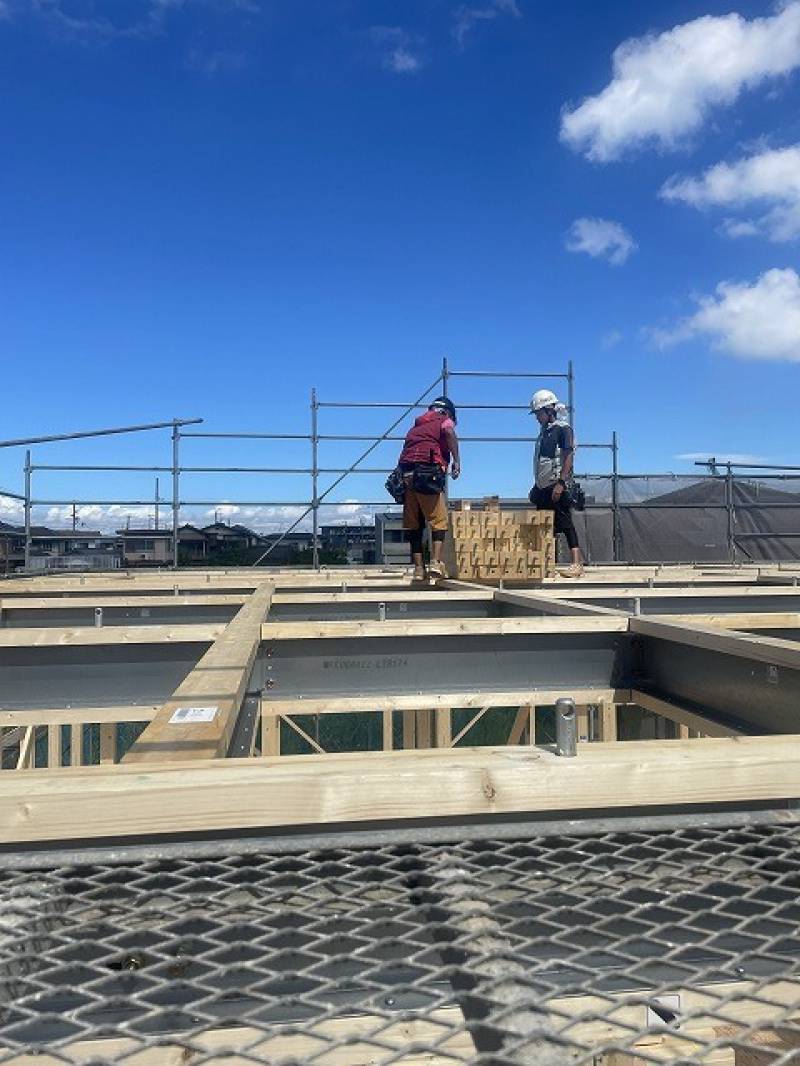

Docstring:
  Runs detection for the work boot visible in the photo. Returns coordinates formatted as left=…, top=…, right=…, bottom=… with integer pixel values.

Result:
left=558, top=563, right=584, bottom=579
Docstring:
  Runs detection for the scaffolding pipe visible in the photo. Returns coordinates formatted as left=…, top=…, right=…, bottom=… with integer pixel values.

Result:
left=0, top=418, right=202, bottom=450
left=726, top=462, right=735, bottom=565
left=23, top=450, right=31, bottom=571
left=250, top=373, right=444, bottom=566
left=316, top=402, right=531, bottom=410
left=618, top=432, right=622, bottom=567
left=447, top=370, right=569, bottom=379
left=172, top=422, right=180, bottom=571
left=311, top=388, right=319, bottom=571
left=31, top=465, right=174, bottom=472
left=181, top=432, right=308, bottom=440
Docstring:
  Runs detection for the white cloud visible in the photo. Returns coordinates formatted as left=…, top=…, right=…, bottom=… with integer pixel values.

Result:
left=565, top=217, right=636, bottom=265
left=661, top=144, right=800, bottom=241
left=601, top=329, right=623, bottom=349
left=452, top=0, right=521, bottom=48
left=652, top=267, right=800, bottom=361
left=369, top=26, right=424, bottom=74
left=387, top=47, right=420, bottom=73
left=16, top=0, right=257, bottom=42
left=719, top=217, right=761, bottom=238
left=0, top=495, right=23, bottom=520
left=3, top=500, right=389, bottom=536
left=561, top=3, right=800, bottom=161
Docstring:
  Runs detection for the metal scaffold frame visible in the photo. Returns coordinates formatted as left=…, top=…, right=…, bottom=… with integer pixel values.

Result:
left=1, top=358, right=622, bottom=572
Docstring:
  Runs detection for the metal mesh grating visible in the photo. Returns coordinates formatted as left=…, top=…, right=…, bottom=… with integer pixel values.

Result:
left=0, top=820, right=799, bottom=1064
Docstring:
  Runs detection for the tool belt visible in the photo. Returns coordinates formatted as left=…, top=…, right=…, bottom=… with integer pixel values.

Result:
left=409, top=463, right=446, bottom=495
left=385, top=467, right=406, bottom=503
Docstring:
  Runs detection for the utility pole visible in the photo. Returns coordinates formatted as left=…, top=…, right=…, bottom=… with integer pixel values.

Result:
left=154, top=477, right=160, bottom=531
left=71, top=503, right=77, bottom=532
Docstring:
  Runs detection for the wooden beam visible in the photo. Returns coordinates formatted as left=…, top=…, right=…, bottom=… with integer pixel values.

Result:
left=273, top=589, right=493, bottom=604
left=123, top=584, right=274, bottom=764
left=99, top=723, right=116, bottom=764
left=15, top=726, right=35, bottom=770
left=0, top=624, right=223, bottom=649
left=0, top=1007, right=475, bottom=1066
left=599, top=701, right=618, bottom=743
left=632, top=689, right=744, bottom=739
left=402, top=710, right=416, bottom=750
left=649, top=611, right=800, bottom=631
left=450, top=706, right=492, bottom=746
left=1, top=736, right=799, bottom=844
left=263, top=688, right=629, bottom=717
left=435, top=708, right=452, bottom=748
left=0, top=706, right=157, bottom=727
left=494, top=588, right=629, bottom=617
left=631, top=617, right=800, bottom=670
left=261, top=616, right=628, bottom=640
left=382, top=709, right=393, bottom=751
left=260, top=706, right=279, bottom=756
left=507, top=706, right=529, bottom=745
left=47, top=723, right=61, bottom=769
left=280, top=714, right=325, bottom=754
left=0, top=594, right=248, bottom=610
left=69, top=724, right=81, bottom=767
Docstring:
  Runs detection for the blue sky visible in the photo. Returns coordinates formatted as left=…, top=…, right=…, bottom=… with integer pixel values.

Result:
left=2, top=0, right=800, bottom=530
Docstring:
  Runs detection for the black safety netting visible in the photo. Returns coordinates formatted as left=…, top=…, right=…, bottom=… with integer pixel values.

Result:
left=573, top=476, right=800, bottom=565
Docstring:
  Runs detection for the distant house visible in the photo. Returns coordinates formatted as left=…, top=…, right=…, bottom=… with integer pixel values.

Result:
left=321, top=524, right=375, bottom=564
left=0, top=522, right=26, bottom=572
left=178, top=524, right=208, bottom=561
left=202, top=523, right=265, bottom=553
left=0, top=524, right=123, bottom=572
left=117, top=529, right=173, bottom=566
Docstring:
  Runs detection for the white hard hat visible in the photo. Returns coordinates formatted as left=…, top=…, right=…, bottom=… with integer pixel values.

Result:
left=531, top=388, right=559, bottom=412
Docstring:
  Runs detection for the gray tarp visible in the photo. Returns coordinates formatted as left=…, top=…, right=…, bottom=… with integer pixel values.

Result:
left=575, top=476, right=800, bottom=564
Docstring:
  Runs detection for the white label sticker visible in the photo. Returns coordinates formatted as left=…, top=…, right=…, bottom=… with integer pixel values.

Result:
left=169, top=706, right=218, bottom=724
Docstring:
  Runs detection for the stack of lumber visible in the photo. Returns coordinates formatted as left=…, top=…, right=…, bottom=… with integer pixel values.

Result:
left=447, top=499, right=555, bottom=582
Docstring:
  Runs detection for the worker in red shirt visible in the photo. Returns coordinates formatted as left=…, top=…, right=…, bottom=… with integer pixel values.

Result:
left=398, top=397, right=461, bottom=581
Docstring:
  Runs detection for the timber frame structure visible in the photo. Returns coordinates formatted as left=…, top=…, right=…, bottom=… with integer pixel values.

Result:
left=1, top=562, right=800, bottom=1064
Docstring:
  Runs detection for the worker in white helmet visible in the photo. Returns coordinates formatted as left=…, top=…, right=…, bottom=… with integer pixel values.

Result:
left=529, top=389, right=584, bottom=578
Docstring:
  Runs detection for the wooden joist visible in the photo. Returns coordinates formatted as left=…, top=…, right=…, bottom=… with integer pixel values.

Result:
left=632, top=689, right=744, bottom=738
left=263, top=688, right=629, bottom=717
left=3, top=736, right=799, bottom=843
left=260, top=615, right=628, bottom=641
left=0, top=706, right=158, bottom=727
left=0, top=624, right=224, bottom=648
left=0, top=594, right=248, bottom=610
left=123, top=584, right=274, bottom=763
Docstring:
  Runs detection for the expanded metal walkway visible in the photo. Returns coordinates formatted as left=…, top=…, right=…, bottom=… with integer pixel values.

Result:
left=1, top=815, right=799, bottom=1064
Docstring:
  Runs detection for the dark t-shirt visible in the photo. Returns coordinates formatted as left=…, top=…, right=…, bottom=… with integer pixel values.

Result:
left=535, top=421, right=574, bottom=488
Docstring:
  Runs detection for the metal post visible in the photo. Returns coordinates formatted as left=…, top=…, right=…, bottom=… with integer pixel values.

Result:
left=311, top=388, right=320, bottom=571
left=23, top=450, right=31, bottom=571
left=567, top=359, right=575, bottom=431
left=555, top=698, right=577, bottom=757
left=94, top=607, right=103, bottom=628
left=441, top=356, right=450, bottom=513
left=726, top=462, right=735, bottom=564
left=171, top=422, right=180, bottom=571
left=611, top=430, right=619, bottom=563
left=154, top=477, right=160, bottom=531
